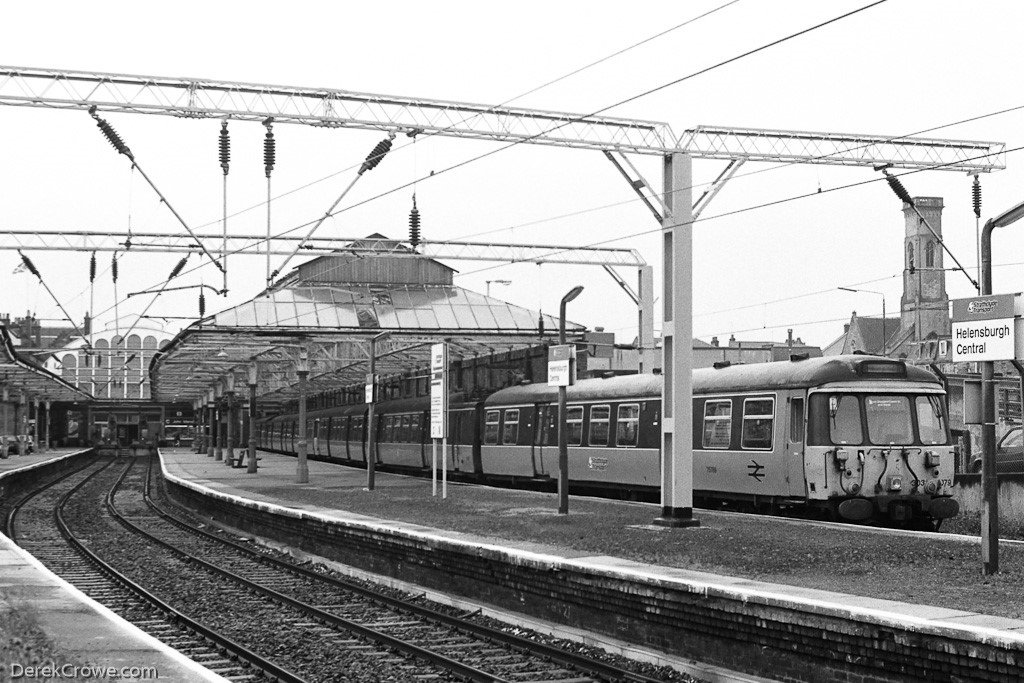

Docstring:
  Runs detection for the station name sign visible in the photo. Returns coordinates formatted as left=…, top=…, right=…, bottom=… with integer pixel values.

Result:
left=951, top=294, right=1016, bottom=362
left=547, top=344, right=575, bottom=387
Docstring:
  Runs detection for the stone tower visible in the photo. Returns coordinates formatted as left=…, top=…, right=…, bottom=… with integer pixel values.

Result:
left=900, top=196, right=950, bottom=344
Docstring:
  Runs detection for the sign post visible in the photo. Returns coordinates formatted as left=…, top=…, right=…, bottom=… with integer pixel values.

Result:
left=952, top=292, right=1020, bottom=575
left=430, top=343, right=448, bottom=498
left=549, top=344, right=575, bottom=514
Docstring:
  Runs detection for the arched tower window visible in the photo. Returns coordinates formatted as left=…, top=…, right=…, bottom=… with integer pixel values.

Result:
left=925, top=241, right=935, bottom=268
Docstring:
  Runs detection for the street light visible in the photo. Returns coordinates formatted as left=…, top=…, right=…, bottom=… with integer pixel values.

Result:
left=837, top=287, right=887, bottom=356
left=558, top=285, right=584, bottom=515
left=366, top=331, right=392, bottom=491
left=486, top=279, right=511, bottom=297
left=978, top=198, right=1024, bottom=575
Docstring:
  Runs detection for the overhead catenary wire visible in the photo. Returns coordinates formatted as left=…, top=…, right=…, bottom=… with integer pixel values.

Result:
left=17, top=251, right=91, bottom=349
left=88, top=106, right=224, bottom=275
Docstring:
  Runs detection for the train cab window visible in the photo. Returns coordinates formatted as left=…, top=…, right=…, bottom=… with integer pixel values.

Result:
left=789, top=398, right=804, bottom=443
left=616, top=404, right=640, bottom=447
left=827, top=395, right=863, bottom=445
left=589, top=405, right=611, bottom=446
left=566, top=406, right=584, bottom=446
left=484, top=410, right=500, bottom=445
left=916, top=395, right=949, bottom=445
left=502, top=409, right=520, bottom=444
left=702, top=400, right=732, bottom=449
left=741, top=398, right=775, bottom=450
left=865, top=396, right=913, bottom=445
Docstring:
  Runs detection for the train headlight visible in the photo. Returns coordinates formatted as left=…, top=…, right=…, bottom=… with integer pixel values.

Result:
left=834, top=448, right=849, bottom=465
left=924, top=450, right=941, bottom=468
left=887, top=475, right=902, bottom=492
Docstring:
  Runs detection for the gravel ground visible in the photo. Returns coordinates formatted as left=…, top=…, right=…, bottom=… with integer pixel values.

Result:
left=253, top=479, right=1024, bottom=621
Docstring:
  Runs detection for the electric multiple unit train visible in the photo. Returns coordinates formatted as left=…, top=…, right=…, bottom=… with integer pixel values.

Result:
left=255, top=354, right=960, bottom=527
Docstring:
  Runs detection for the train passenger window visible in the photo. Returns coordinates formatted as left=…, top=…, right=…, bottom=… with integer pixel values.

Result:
left=502, top=409, right=520, bottom=444
left=865, top=396, right=912, bottom=445
left=352, top=416, right=364, bottom=441
left=915, top=396, right=949, bottom=445
left=410, top=414, right=422, bottom=442
left=484, top=410, right=500, bottom=445
left=741, top=398, right=775, bottom=450
left=400, top=414, right=412, bottom=442
left=790, top=398, right=804, bottom=443
left=616, top=404, right=640, bottom=447
left=383, top=416, right=394, bottom=442
left=702, top=400, right=732, bottom=449
left=589, top=405, right=611, bottom=446
left=566, top=406, right=584, bottom=446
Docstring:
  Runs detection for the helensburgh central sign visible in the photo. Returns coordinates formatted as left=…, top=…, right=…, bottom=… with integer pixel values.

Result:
left=951, top=294, right=1017, bottom=362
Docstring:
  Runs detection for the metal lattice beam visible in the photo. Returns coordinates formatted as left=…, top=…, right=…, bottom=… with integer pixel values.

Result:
left=0, top=66, right=1004, bottom=171
left=678, top=125, right=1004, bottom=173
left=0, top=230, right=647, bottom=266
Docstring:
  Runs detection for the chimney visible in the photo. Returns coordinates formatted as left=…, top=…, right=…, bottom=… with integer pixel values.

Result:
left=729, top=334, right=736, bottom=347
left=711, top=336, right=719, bottom=347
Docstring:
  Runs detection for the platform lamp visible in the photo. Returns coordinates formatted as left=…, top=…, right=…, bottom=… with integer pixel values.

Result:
left=366, top=331, right=391, bottom=491
left=247, top=364, right=259, bottom=474
left=558, top=285, right=584, bottom=515
left=838, top=287, right=887, bottom=356
left=214, top=381, right=225, bottom=461
left=295, top=346, right=310, bottom=484
left=978, top=198, right=1024, bottom=576
left=223, top=372, right=236, bottom=467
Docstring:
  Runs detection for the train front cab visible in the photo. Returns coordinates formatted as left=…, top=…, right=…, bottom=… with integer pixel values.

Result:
left=803, top=380, right=959, bottom=525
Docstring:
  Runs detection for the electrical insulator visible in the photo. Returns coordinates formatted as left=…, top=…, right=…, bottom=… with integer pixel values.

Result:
left=169, top=257, right=188, bottom=280
left=219, top=121, right=231, bottom=175
left=18, top=252, right=39, bottom=278
left=263, top=119, right=275, bottom=178
left=199, top=291, right=206, bottom=317
left=973, top=175, right=982, bottom=218
left=89, top=252, right=97, bottom=283
left=89, top=106, right=133, bottom=160
left=885, top=174, right=914, bottom=206
left=359, top=134, right=394, bottom=174
left=111, top=255, right=119, bottom=283
left=409, top=196, right=421, bottom=249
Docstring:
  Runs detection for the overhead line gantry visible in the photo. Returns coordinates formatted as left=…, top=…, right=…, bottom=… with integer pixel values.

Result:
left=0, top=65, right=1007, bottom=528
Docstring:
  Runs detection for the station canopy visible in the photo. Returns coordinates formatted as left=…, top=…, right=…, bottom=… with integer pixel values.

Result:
left=150, top=236, right=586, bottom=408
left=0, top=325, right=93, bottom=403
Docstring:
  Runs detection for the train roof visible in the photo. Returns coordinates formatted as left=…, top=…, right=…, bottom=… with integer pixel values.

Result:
left=485, top=355, right=941, bottom=406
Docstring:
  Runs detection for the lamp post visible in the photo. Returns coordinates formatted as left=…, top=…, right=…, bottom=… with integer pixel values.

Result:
left=558, top=285, right=584, bottom=515
left=214, top=382, right=224, bottom=461
left=838, top=287, right=887, bottom=355
left=979, top=198, right=1024, bottom=575
left=223, top=373, right=235, bottom=467
left=486, top=279, right=511, bottom=297
left=247, top=364, right=259, bottom=474
left=296, top=346, right=309, bottom=484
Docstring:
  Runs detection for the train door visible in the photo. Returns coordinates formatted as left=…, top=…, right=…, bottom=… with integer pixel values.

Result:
left=533, top=403, right=556, bottom=476
left=787, top=394, right=807, bottom=496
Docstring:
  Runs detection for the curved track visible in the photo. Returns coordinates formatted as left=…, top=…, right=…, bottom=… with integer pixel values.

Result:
left=10, top=455, right=691, bottom=683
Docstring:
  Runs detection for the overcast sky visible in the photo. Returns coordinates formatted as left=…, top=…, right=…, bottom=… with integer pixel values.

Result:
left=2, top=0, right=1022, bottom=351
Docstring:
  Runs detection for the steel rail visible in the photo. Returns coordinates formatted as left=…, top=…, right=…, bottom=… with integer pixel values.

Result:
left=142, top=457, right=670, bottom=683
left=110, top=458, right=519, bottom=683
left=42, top=458, right=309, bottom=683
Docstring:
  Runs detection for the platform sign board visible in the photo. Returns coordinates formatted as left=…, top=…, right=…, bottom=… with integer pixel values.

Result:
left=430, top=343, right=447, bottom=438
left=952, top=294, right=1017, bottom=363
left=364, top=373, right=375, bottom=404
left=547, top=345, right=575, bottom=387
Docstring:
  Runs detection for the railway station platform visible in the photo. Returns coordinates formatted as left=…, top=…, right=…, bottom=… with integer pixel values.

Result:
left=159, top=447, right=1024, bottom=683
left=0, top=452, right=229, bottom=683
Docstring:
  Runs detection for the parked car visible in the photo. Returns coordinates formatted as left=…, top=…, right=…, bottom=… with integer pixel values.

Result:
left=970, top=426, right=1024, bottom=473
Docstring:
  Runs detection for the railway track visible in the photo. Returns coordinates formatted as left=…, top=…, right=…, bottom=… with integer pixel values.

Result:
left=5, top=456, right=300, bottom=682
left=9, top=455, right=690, bottom=682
